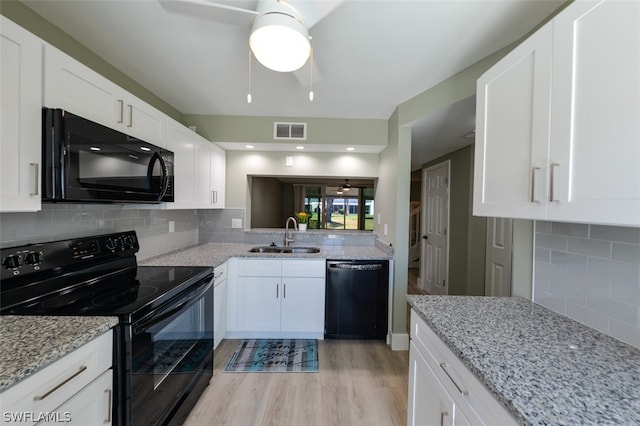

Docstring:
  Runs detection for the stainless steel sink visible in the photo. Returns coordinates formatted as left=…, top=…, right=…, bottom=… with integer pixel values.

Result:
left=248, top=246, right=320, bottom=254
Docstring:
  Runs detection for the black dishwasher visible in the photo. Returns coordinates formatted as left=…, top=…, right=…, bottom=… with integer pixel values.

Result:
left=325, top=260, right=389, bottom=339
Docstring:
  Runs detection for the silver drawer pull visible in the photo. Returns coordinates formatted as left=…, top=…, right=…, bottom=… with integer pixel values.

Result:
left=440, top=411, right=449, bottom=426
left=33, top=365, right=88, bottom=401
left=530, top=166, right=541, bottom=203
left=439, top=363, right=469, bottom=396
left=117, top=99, right=124, bottom=123
left=104, top=388, right=112, bottom=424
left=29, top=163, right=39, bottom=196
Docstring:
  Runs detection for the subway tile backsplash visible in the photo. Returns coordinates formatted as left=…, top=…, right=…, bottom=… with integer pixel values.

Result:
left=0, top=205, right=199, bottom=260
left=534, top=221, right=640, bottom=348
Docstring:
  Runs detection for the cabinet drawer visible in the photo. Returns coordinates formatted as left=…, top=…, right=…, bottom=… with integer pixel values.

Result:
left=410, top=311, right=516, bottom=425
left=213, top=261, right=228, bottom=285
left=282, top=260, right=325, bottom=277
left=237, top=259, right=281, bottom=276
left=1, top=331, right=113, bottom=425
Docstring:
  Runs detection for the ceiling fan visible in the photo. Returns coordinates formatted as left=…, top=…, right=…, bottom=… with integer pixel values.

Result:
left=159, top=0, right=343, bottom=73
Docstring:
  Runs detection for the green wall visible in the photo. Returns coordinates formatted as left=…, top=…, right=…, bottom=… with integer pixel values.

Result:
left=0, top=1, right=184, bottom=122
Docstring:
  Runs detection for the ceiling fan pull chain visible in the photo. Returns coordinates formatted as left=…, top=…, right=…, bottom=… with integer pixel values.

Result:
left=247, top=49, right=253, bottom=104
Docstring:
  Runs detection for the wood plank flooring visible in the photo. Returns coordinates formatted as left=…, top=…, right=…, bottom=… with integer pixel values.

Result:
left=184, top=339, right=409, bottom=426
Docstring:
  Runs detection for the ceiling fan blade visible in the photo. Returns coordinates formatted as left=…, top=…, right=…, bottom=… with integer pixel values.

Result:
left=288, top=0, right=345, bottom=28
left=159, top=0, right=258, bottom=26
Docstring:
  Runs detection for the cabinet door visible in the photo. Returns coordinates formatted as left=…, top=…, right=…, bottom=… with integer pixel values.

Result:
left=408, top=342, right=454, bottom=426
left=44, top=45, right=120, bottom=128
left=166, top=122, right=197, bottom=209
left=195, top=140, right=214, bottom=209
left=213, top=279, right=227, bottom=349
left=548, top=0, right=640, bottom=226
left=237, top=277, right=281, bottom=331
left=280, top=277, right=325, bottom=332
left=39, top=370, right=113, bottom=426
left=1, top=17, right=42, bottom=212
left=210, top=143, right=226, bottom=208
left=474, top=24, right=552, bottom=219
left=120, top=96, right=165, bottom=146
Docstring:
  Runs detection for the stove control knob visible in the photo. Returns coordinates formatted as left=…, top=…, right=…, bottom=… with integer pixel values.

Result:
left=2, top=255, right=21, bottom=269
left=24, top=252, right=43, bottom=265
left=105, top=238, right=117, bottom=251
left=123, top=235, right=136, bottom=248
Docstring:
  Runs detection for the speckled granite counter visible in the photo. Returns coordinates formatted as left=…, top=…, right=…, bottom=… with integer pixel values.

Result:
left=0, top=316, right=118, bottom=392
left=140, top=242, right=392, bottom=268
left=407, top=295, right=640, bottom=425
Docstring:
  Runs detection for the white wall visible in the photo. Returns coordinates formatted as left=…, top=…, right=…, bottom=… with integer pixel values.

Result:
left=534, top=221, right=640, bottom=348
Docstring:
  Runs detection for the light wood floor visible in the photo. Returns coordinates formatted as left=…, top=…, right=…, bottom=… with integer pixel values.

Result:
left=184, top=339, right=409, bottom=426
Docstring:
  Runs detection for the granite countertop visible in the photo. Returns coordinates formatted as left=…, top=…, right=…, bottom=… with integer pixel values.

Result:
left=407, top=295, right=640, bottom=425
left=0, top=316, right=118, bottom=392
left=140, top=242, right=392, bottom=268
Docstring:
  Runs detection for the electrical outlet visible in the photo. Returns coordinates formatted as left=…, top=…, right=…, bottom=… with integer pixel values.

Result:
left=383, top=223, right=388, bottom=235
left=377, top=213, right=381, bottom=225
left=231, top=218, right=242, bottom=229
left=168, top=221, right=175, bottom=233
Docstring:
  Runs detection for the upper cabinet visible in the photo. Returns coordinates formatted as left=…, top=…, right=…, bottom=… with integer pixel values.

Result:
left=165, top=119, right=226, bottom=209
left=474, top=0, right=640, bottom=227
left=43, top=45, right=166, bottom=147
left=0, top=17, right=43, bottom=212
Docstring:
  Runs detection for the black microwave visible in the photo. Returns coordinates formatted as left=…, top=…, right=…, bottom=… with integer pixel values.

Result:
left=43, top=108, right=174, bottom=203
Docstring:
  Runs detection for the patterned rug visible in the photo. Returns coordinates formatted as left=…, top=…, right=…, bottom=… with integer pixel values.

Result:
left=224, top=339, right=318, bottom=373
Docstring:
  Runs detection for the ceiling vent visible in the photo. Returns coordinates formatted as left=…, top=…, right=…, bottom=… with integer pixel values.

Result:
left=274, top=122, right=307, bottom=140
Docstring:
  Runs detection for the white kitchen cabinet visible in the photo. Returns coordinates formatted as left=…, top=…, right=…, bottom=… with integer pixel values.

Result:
left=474, top=0, right=640, bottom=227
left=229, top=259, right=325, bottom=338
left=165, top=119, right=226, bottom=209
left=408, top=310, right=516, bottom=426
left=0, top=16, right=42, bottom=212
left=0, top=331, right=113, bottom=426
left=44, top=44, right=165, bottom=147
left=213, top=261, right=228, bottom=349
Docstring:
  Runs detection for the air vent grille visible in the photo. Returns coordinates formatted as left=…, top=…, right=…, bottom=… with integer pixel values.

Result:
left=274, top=122, right=307, bottom=140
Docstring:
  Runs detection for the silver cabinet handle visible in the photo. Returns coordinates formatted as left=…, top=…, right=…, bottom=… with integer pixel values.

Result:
left=439, top=363, right=469, bottom=396
left=276, top=283, right=279, bottom=299
left=29, top=163, right=39, bottom=196
left=549, top=163, right=559, bottom=202
left=104, top=388, right=112, bottom=424
left=530, top=166, right=541, bottom=203
left=213, top=190, right=218, bottom=204
left=440, top=411, right=449, bottom=426
left=33, top=365, right=87, bottom=401
left=117, top=99, right=124, bottom=123
left=127, top=104, right=133, bottom=127
left=283, top=283, right=286, bottom=299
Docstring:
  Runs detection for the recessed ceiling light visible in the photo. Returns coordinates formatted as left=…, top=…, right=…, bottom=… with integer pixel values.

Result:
left=296, top=146, right=305, bottom=150
left=90, top=146, right=101, bottom=151
left=140, top=146, right=151, bottom=152
left=245, top=145, right=255, bottom=149
left=346, top=147, right=355, bottom=151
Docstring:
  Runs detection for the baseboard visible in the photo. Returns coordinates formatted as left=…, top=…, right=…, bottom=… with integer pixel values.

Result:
left=390, top=332, right=409, bottom=351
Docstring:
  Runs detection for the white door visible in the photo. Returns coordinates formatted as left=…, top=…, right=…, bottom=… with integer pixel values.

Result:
left=420, top=161, right=450, bottom=295
left=484, top=218, right=513, bottom=297
left=548, top=0, right=640, bottom=226
left=280, top=278, right=325, bottom=332
left=236, top=277, right=281, bottom=331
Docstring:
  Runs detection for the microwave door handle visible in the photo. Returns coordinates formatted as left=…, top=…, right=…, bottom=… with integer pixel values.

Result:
left=148, top=152, right=170, bottom=201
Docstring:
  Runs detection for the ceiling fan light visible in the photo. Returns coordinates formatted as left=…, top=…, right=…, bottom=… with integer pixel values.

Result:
left=249, top=12, right=310, bottom=72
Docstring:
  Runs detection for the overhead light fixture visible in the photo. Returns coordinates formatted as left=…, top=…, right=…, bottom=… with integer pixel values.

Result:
left=89, top=146, right=101, bottom=151
left=296, top=146, right=304, bottom=150
left=336, top=189, right=343, bottom=195
left=346, top=147, right=355, bottom=151
left=245, top=144, right=255, bottom=149
left=249, top=7, right=311, bottom=73
left=139, top=146, right=151, bottom=152
left=342, top=179, right=352, bottom=191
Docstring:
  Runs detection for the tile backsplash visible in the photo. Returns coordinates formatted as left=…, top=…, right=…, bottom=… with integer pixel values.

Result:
left=0, top=204, right=199, bottom=260
left=534, top=221, right=640, bottom=348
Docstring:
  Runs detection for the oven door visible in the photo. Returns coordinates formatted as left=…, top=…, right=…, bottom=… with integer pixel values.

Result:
left=129, top=276, right=213, bottom=426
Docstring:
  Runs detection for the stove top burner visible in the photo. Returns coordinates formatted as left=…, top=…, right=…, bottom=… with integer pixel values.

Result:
left=92, top=285, right=158, bottom=307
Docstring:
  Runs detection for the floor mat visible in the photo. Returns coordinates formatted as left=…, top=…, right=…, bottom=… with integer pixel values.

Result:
left=224, top=339, right=318, bottom=373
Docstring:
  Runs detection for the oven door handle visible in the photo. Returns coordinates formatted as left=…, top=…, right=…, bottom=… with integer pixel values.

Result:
left=134, top=277, right=213, bottom=335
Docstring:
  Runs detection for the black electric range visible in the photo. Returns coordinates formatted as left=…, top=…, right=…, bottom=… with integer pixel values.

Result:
left=0, top=231, right=214, bottom=426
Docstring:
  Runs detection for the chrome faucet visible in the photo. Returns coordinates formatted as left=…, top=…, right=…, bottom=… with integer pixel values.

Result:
left=284, top=216, right=298, bottom=247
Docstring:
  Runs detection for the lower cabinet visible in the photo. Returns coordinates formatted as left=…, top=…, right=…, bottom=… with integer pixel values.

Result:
left=228, top=258, right=325, bottom=339
left=408, top=310, right=516, bottom=426
left=0, top=331, right=113, bottom=426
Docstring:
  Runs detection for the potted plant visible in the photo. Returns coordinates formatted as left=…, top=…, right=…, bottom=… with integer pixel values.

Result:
left=295, top=211, right=309, bottom=231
